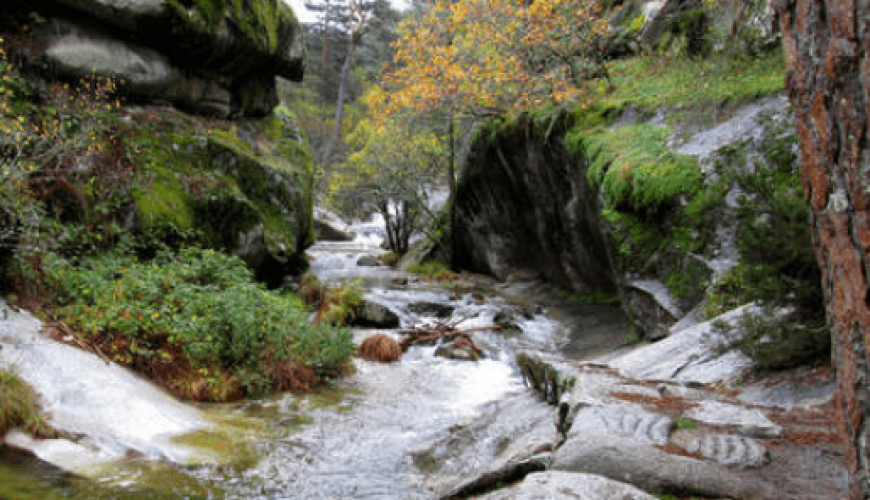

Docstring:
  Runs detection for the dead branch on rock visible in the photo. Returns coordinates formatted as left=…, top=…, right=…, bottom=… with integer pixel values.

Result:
left=398, top=318, right=499, bottom=355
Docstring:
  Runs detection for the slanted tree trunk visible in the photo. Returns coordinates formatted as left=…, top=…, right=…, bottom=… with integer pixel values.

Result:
left=776, top=1, right=870, bottom=498
left=322, top=37, right=356, bottom=165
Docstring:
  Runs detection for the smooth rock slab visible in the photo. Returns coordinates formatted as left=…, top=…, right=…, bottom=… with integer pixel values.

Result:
left=568, top=406, right=673, bottom=445
left=0, top=304, right=207, bottom=472
left=671, top=429, right=768, bottom=468
left=552, top=435, right=775, bottom=499
left=474, top=471, right=657, bottom=500
left=608, top=304, right=759, bottom=384
left=684, top=400, right=783, bottom=438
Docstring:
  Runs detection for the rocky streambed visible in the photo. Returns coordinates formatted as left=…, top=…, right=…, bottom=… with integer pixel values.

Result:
left=0, top=220, right=848, bottom=499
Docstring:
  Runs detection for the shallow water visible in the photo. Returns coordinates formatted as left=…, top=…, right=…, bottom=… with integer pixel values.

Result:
left=0, top=217, right=571, bottom=499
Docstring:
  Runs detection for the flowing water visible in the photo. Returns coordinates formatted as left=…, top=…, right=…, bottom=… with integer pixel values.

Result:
left=0, top=214, right=578, bottom=499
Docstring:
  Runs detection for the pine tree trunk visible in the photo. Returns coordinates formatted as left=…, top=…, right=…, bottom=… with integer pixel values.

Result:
left=776, top=1, right=870, bottom=497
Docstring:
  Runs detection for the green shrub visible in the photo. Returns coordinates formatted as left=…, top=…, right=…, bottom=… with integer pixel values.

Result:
left=25, top=248, right=354, bottom=400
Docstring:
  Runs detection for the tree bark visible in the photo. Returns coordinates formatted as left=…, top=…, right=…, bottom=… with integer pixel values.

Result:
left=776, top=1, right=870, bottom=498
left=322, top=38, right=356, bottom=165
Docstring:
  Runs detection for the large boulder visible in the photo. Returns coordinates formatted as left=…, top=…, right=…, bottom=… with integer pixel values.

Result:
left=128, top=106, right=315, bottom=286
left=452, top=94, right=812, bottom=344
left=5, top=0, right=304, bottom=117
left=453, top=114, right=616, bottom=294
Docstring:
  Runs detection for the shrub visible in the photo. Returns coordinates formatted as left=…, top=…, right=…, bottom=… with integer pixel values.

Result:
left=299, top=273, right=364, bottom=326
left=15, top=247, right=354, bottom=401
left=407, top=260, right=455, bottom=281
left=358, top=334, right=401, bottom=363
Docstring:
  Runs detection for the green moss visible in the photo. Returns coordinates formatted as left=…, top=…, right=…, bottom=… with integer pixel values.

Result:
left=133, top=167, right=195, bottom=230
left=0, top=369, right=53, bottom=438
left=586, top=124, right=701, bottom=211
left=516, top=352, right=575, bottom=406
left=165, top=0, right=297, bottom=55
left=125, top=108, right=315, bottom=257
left=602, top=52, right=785, bottom=112
left=0, top=454, right=219, bottom=500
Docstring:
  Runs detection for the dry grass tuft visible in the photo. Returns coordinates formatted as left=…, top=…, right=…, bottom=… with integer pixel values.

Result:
left=358, top=334, right=402, bottom=363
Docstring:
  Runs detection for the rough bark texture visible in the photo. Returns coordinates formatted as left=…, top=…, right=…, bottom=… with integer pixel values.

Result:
left=776, top=1, right=870, bottom=497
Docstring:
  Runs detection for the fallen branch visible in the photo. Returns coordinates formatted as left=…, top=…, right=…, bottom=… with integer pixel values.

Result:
left=398, top=320, right=500, bottom=352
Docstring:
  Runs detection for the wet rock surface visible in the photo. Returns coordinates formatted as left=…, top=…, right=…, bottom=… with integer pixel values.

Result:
left=0, top=302, right=207, bottom=471
left=428, top=298, right=845, bottom=500
left=473, top=471, right=658, bottom=500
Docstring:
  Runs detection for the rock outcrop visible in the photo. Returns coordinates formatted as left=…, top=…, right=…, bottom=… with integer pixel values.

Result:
left=3, top=0, right=304, bottom=117
left=452, top=94, right=811, bottom=343
left=453, top=115, right=615, bottom=294
left=427, top=306, right=846, bottom=500
left=127, top=106, right=315, bottom=286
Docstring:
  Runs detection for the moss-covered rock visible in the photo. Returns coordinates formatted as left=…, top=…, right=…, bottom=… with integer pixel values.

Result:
left=7, top=0, right=304, bottom=117
left=452, top=92, right=818, bottom=346
left=129, top=106, right=315, bottom=285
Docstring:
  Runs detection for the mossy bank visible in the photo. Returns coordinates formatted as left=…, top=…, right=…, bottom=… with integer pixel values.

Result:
left=451, top=50, right=827, bottom=365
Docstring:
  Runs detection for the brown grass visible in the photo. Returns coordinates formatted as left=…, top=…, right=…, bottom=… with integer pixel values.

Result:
left=358, top=334, right=402, bottom=363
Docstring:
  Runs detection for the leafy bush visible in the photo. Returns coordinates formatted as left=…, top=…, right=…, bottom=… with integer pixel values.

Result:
left=705, top=126, right=828, bottom=369
left=26, top=248, right=354, bottom=400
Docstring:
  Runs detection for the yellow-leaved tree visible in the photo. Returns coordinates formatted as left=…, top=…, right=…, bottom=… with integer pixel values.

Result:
left=350, top=0, right=608, bottom=259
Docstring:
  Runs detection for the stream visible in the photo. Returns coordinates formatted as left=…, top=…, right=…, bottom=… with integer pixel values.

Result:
left=0, top=215, right=627, bottom=499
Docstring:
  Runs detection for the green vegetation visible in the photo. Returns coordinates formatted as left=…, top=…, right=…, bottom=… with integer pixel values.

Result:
left=0, top=369, right=54, bottom=438
left=516, top=352, right=575, bottom=406
left=298, top=273, right=365, bottom=326
left=407, top=260, right=456, bottom=281
left=22, top=247, right=354, bottom=401
left=674, top=416, right=697, bottom=430
left=700, top=120, right=828, bottom=369
left=601, top=52, right=785, bottom=113
left=584, top=124, right=702, bottom=211
left=165, top=0, right=296, bottom=54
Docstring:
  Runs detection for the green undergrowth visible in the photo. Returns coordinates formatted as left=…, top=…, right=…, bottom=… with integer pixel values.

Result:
left=298, top=273, right=365, bottom=326
left=20, top=246, right=354, bottom=402
left=557, top=50, right=788, bottom=306
left=407, top=260, right=456, bottom=281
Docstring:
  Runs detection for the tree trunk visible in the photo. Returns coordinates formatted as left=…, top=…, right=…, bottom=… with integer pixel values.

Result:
left=776, top=1, right=870, bottom=498
left=322, top=40, right=355, bottom=165
left=448, top=116, right=457, bottom=268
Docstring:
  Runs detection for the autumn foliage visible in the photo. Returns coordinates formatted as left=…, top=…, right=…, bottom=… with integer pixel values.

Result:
left=369, top=0, right=609, bottom=118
